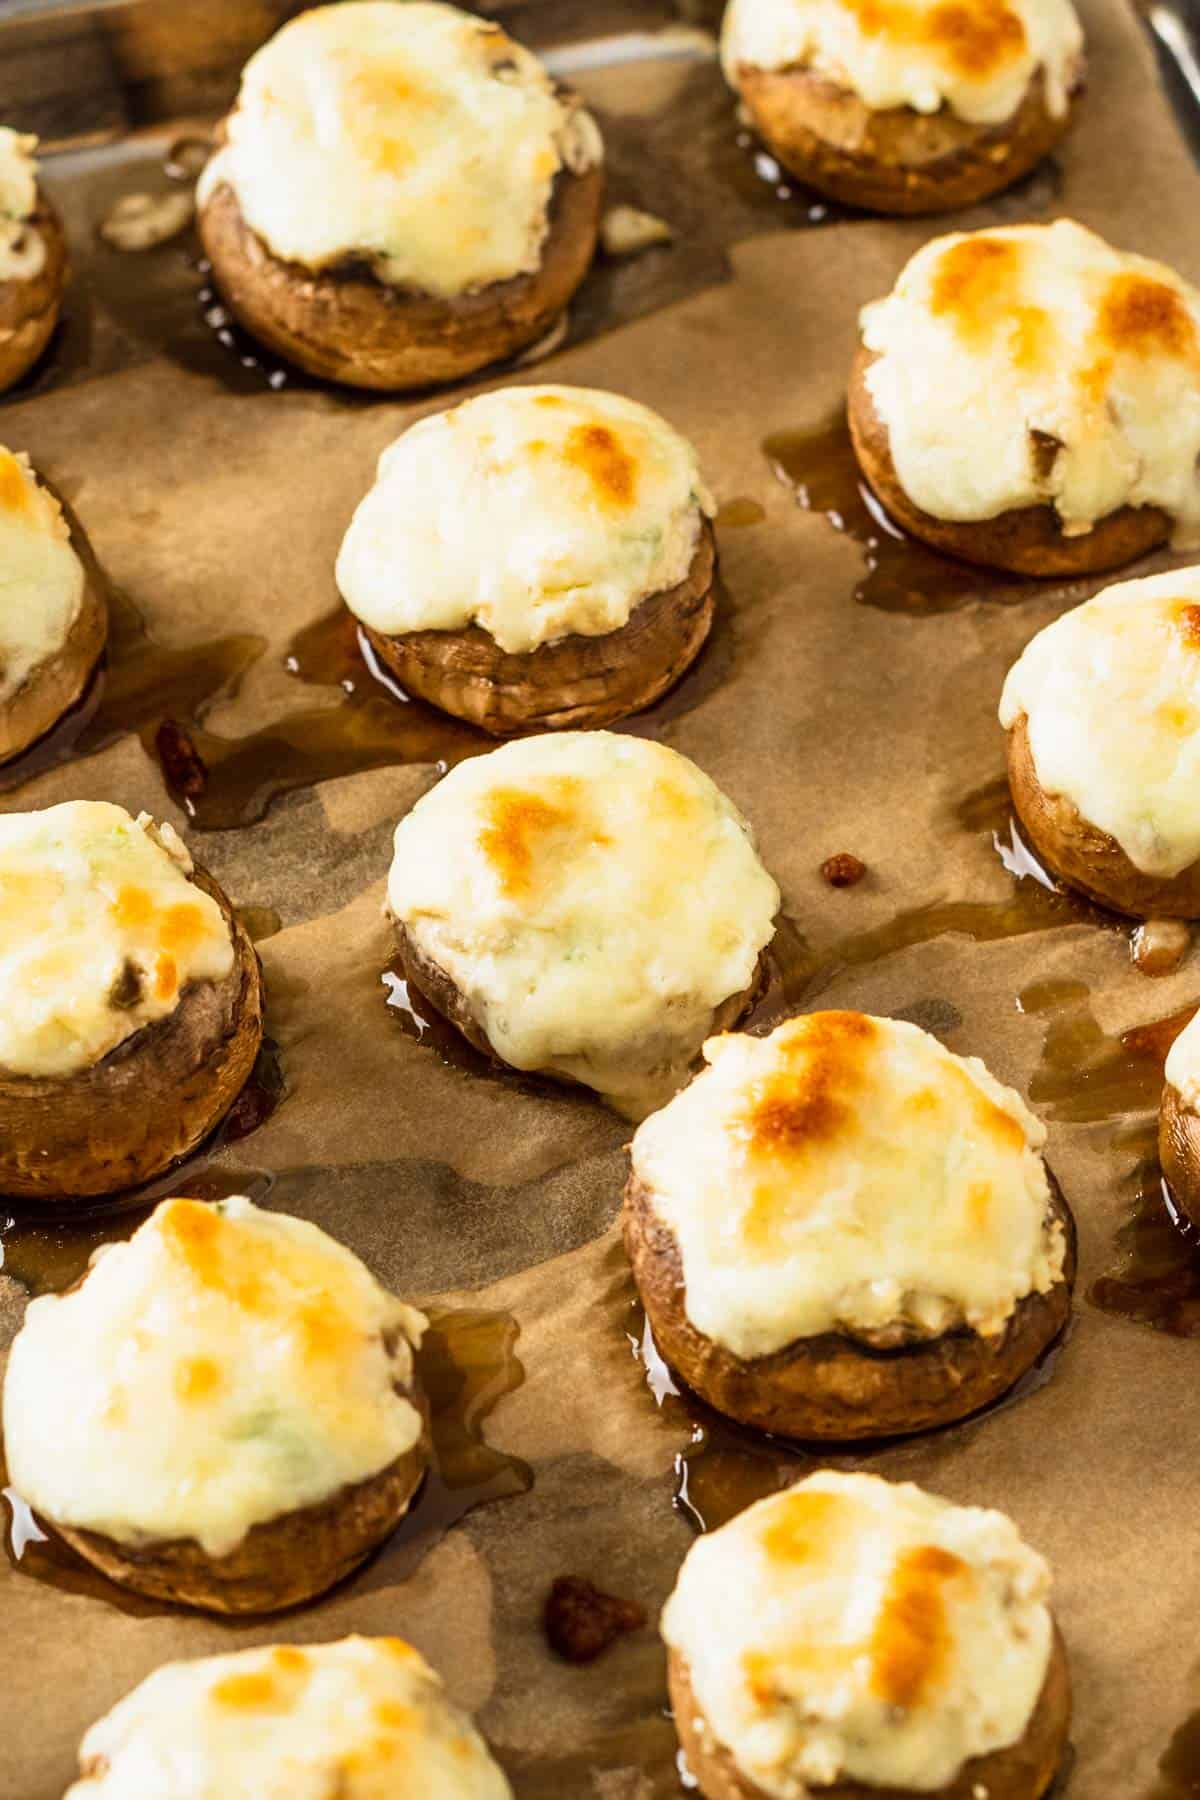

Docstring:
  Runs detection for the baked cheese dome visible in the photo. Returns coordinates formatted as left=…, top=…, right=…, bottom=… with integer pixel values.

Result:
left=856, top=221, right=1200, bottom=562
left=0, top=128, right=45, bottom=281
left=721, top=0, right=1082, bottom=125
left=65, top=1636, right=512, bottom=1799
left=337, top=385, right=713, bottom=654
left=625, top=1012, right=1072, bottom=1437
left=632, top=1012, right=1064, bottom=1353
left=0, top=803, right=232, bottom=1078
left=0, top=447, right=86, bottom=712
left=3, top=1197, right=427, bottom=1564
left=387, top=732, right=779, bottom=1115
left=661, top=1471, right=1066, bottom=1799
left=1000, top=566, right=1200, bottom=912
left=197, top=1, right=601, bottom=300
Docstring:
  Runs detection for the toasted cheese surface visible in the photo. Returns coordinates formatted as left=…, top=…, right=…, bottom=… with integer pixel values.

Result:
left=65, top=1635, right=512, bottom=1799
left=1000, top=566, right=1200, bottom=879
left=337, top=386, right=713, bottom=654
left=1165, top=1008, right=1200, bottom=1113
left=0, top=127, right=44, bottom=280
left=661, top=1471, right=1054, bottom=1795
left=3, top=1198, right=427, bottom=1558
left=722, top=0, right=1082, bottom=123
left=631, top=1012, right=1062, bottom=1355
left=860, top=221, right=1200, bottom=542
left=0, top=803, right=235, bottom=1078
left=197, top=1, right=602, bottom=299
left=388, top=732, right=779, bottom=1116
left=0, top=448, right=84, bottom=707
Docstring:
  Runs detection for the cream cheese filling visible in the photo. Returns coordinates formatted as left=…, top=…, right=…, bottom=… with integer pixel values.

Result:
left=65, top=1635, right=513, bottom=1799
left=197, top=1, right=602, bottom=299
left=0, top=447, right=83, bottom=706
left=0, top=127, right=45, bottom=281
left=661, top=1471, right=1054, bottom=1796
left=387, top=731, right=779, bottom=1117
left=860, top=221, right=1200, bottom=543
left=336, top=385, right=713, bottom=654
left=1000, top=565, right=1200, bottom=880
left=3, top=1197, right=428, bottom=1559
left=0, top=801, right=234, bottom=1078
left=721, top=0, right=1083, bottom=124
left=631, top=1012, right=1063, bottom=1357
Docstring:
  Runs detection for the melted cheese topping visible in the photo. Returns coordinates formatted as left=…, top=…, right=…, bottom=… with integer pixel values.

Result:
left=197, top=1, right=602, bottom=299
left=1000, top=565, right=1200, bottom=879
left=337, top=386, right=713, bottom=655
left=0, top=447, right=84, bottom=705
left=65, top=1636, right=512, bottom=1799
left=860, top=221, right=1200, bottom=542
left=0, top=802, right=233, bottom=1079
left=631, top=1013, right=1063, bottom=1355
left=388, top=732, right=779, bottom=1116
left=3, top=1198, right=427, bottom=1558
left=1164, top=1007, right=1200, bottom=1112
left=0, top=127, right=44, bottom=280
left=661, top=1471, right=1054, bottom=1795
left=722, top=0, right=1082, bottom=123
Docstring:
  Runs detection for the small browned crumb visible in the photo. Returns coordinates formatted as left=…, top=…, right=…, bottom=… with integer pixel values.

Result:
left=1131, top=919, right=1191, bottom=977
left=155, top=719, right=208, bottom=797
left=543, top=1575, right=646, bottom=1663
left=821, top=852, right=868, bottom=888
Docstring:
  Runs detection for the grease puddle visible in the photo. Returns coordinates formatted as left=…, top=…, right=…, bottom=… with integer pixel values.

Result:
left=764, top=414, right=1098, bottom=616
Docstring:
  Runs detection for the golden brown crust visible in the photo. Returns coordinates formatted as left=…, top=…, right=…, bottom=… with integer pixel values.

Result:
left=393, top=920, right=770, bottom=1085
left=51, top=1428, right=428, bottom=1615
left=737, top=63, right=1081, bottom=214
left=0, top=193, right=68, bottom=393
left=848, top=344, right=1170, bottom=576
left=1160, top=1077, right=1200, bottom=1231
left=0, top=864, right=265, bottom=1204
left=623, top=1170, right=1075, bottom=1440
left=1005, top=712, right=1200, bottom=918
left=361, top=520, right=716, bottom=735
left=0, top=563, right=107, bottom=764
left=197, top=153, right=603, bottom=391
left=667, top=1626, right=1071, bottom=1800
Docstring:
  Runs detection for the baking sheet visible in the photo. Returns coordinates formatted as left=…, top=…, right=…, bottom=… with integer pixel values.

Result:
left=3, top=0, right=1200, bottom=1793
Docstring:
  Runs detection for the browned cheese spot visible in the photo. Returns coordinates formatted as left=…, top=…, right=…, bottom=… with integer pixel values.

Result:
left=477, top=779, right=610, bottom=897
left=1095, top=273, right=1199, bottom=365
left=561, top=423, right=638, bottom=508
left=929, top=236, right=1050, bottom=370
left=848, top=0, right=1026, bottom=78
left=870, top=1544, right=968, bottom=1709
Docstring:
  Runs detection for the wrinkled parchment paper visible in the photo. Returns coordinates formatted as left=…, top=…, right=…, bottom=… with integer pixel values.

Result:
left=2, top=1, right=1200, bottom=1793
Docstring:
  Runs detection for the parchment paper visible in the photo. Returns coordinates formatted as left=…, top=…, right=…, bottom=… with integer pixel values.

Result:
left=2, top=1, right=1200, bottom=1793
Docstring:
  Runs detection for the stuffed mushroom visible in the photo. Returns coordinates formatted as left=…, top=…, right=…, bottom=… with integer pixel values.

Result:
left=0, top=446, right=106, bottom=762
left=64, top=1635, right=511, bottom=1795
left=386, top=731, right=780, bottom=1117
left=0, top=802, right=264, bottom=1202
left=624, top=1011, right=1073, bottom=1439
left=1000, top=566, right=1200, bottom=916
left=3, top=1196, right=429, bottom=1613
left=0, top=128, right=67, bottom=393
left=722, top=0, right=1084, bottom=214
left=196, top=1, right=603, bottom=390
left=662, top=1471, right=1071, bottom=1800
left=850, top=221, right=1200, bottom=575
left=336, top=385, right=716, bottom=732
